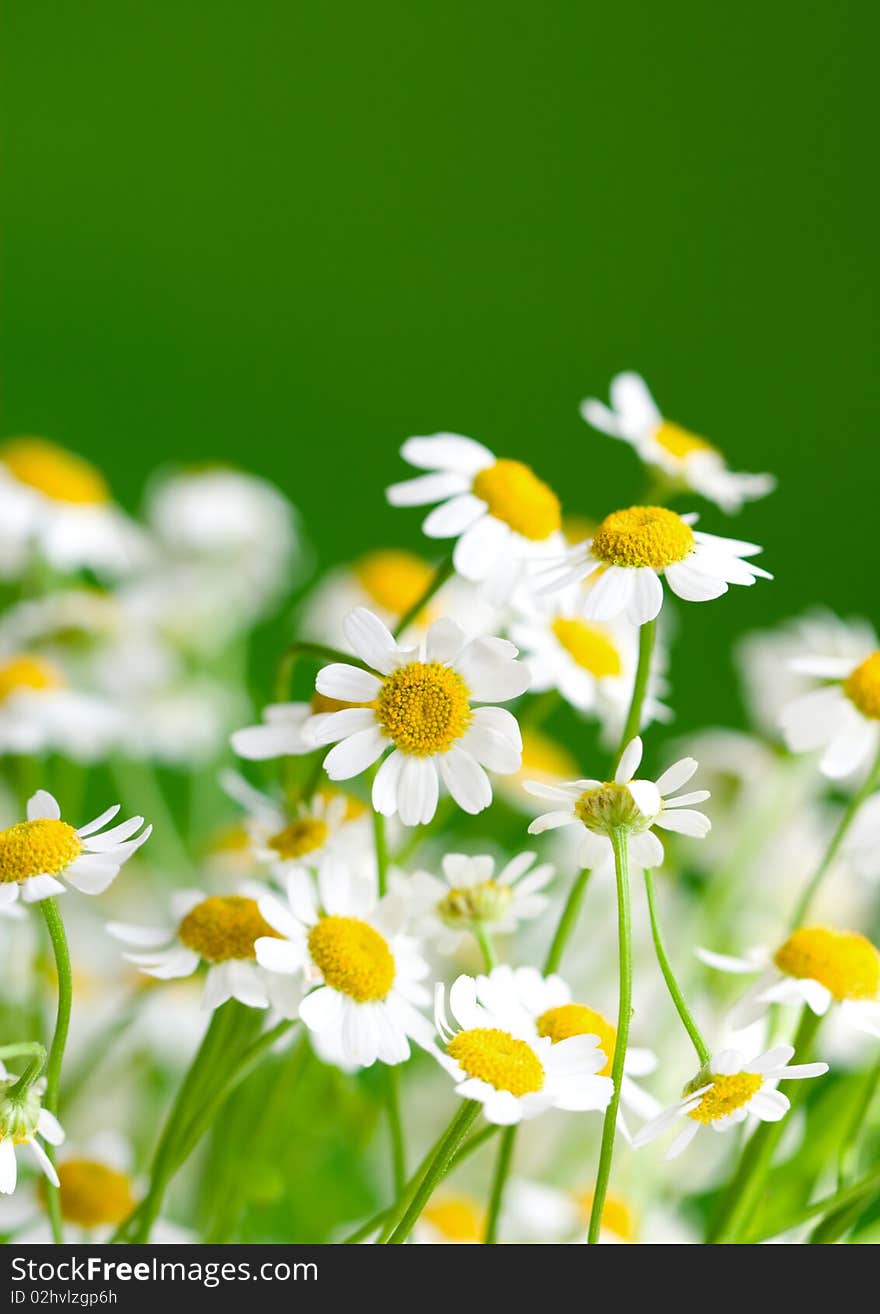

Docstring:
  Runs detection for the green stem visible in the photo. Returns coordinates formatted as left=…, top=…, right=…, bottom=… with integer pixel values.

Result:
left=8, top=1046, right=47, bottom=1098
left=371, top=805, right=389, bottom=898
left=587, top=828, right=632, bottom=1244
left=484, top=1125, right=516, bottom=1244
left=809, top=1054, right=880, bottom=1243
left=0, top=1041, right=46, bottom=1066
left=742, top=1166, right=880, bottom=1244
left=543, top=868, right=591, bottom=974
left=392, top=556, right=454, bottom=639
left=474, top=925, right=497, bottom=971
left=643, top=869, right=710, bottom=1066
left=611, top=619, right=655, bottom=774
left=707, top=1006, right=822, bottom=1244
left=790, top=749, right=880, bottom=928
left=385, top=1101, right=481, bottom=1243
left=39, top=898, right=72, bottom=1245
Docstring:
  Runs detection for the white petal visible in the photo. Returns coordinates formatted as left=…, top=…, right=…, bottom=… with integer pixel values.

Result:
left=583, top=566, right=634, bottom=622
left=400, top=433, right=495, bottom=475
left=397, top=756, right=440, bottom=826
left=29, top=1139, right=58, bottom=1187
left=323, top=727, right=386, bottom=780
left=299, top=985, right=345, bottom=1032
left=664, top=560, right=728, bottom=603
left=609, top=371, right=662, bottom=431
left=453, top=516, right=509, bottom=580
left=654, top=757, right=698, bottom=795
left=106, top=922, right=172, bottom=948
left=628, top=830, right=665, bottom=867
left=385, top=470, right=471, bottom=507
left=315, top=664, right=381, bottom=701
left=615, top=736, right=643, bottom=784
left=27, top=790, right=61, bottom=821
left=439, top=747, right=492, bottom=814
left=654, top=808, right=711, bottom=837
left=255, top=937, right=302, bottom=974
left=422, top=493, right=486, bottom=538
left=341, top=607, right=400, bottom=674
left=425, top=617, right=467, bottom=663
left=630, top=567, right=664, bottom=623
left=77, top=804, right=121, bottom=837
left=0, top=1140, right=17, bottom=1194
left=36, top=1110, right=65, bottom=1146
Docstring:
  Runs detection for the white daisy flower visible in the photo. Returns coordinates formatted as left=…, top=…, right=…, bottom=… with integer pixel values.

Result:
left=108, top=886, right=303, bottom=1017
left=386, top=434, right=565, bottom=598
left=0, top=1062, right=65, bottom=1194
left=634, top=1045, right=828, bottom=1159
left=407, top=852, right=555, bottom=952
left=697, top=926, right=880, bottom=1039
left=581, top=372, right=775, bottom=513
left=540, top=506, right=771, bottom=626
left=253, top=861, right=432, bottom=1067
left=526, top=736, right=710, bottom=872
left=0, top=653, right=121, bottom=761
left=231, top=700, right=320, bottom=761
left=779, top=644, right=880, bottom=780
left=433, top=972, right=613, bottom=1126
left=0, top=438, right=148, bottom=578
left=0, top=790, right=151, bottom=907
left=146, top=466, right=298, bottom=562
left=308, top=607, right=529, bottom=826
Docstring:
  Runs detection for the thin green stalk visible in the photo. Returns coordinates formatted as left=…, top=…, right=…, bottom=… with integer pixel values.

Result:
left=543, top=868, right=591, bottom=974
left=39, top=898, right=72, bottom=1245
left=0, top=1041, right=46, bottom=1066
left=790, top=749, right=880, bottom=928
left=371, top=805, right=389, bottom=897
left=611, top=619, right=655, bottom=774
left=385, top=1100, right=481, bottom=1243
left=392, top=556, right=454, bottom=638
left=707, top=1006, right=822, bottom=1243
left=474, top=925, right=497, bottom=971
left=587, top=828, right=632, bottom=1244
left=643, top=869, right=710, bottom=1066
left=484, top=1125, right=516, bottom=1243
left=8, top=1046, right=47, bottom=1097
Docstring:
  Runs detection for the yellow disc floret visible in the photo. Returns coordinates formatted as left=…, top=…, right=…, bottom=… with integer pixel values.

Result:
left=307, top=915, right=395, bottom=1001
left=843, top=652, right=880, bottom=721
left=0, top=655, right=63, bottom=704
left=421, top=1195, right=484, bottom=1243
left=774, top=926, right=880, bottom=1001
left=0, top=819, right=82, bottom=885
left=376, top=661, right=471, bottom=756
left=267, top=818, right=329, bottom=860
left=56, top=1159, right=136, bottom=1228
left=447, top=1027, right=544, bottom=1096
left=591, top=506, right=694, bottom=570
left=1, top=438, right=109, bottom=504
left=472, top=459, right=561, bottom=541
left=355, top=550, right=435, bottom=617
left=552, top=618, right=622, bottom=677
left=688, top=1072, right=762, bottom=1123
left=178, top=895, right=279, bottom=962
left=537, top=1004, right=616, bottom=1078
left=653, top=420, right=717, bottom=462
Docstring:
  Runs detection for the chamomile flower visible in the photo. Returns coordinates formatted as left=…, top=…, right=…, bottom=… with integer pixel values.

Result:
left=231, top=700, right=321, bottom=761
left=0, top=437, right=147, bottom=578
left=433, top=973, right=613, bottom=1125
left=779, top=644, right=880, bottom=779
left=0, top=791, right=151, bottom=907
left=308, top=607, right=529, bottom=826
left=541, top=507, right=771, bottom=625
left=253, top=862, right=432, bottom=1067
left=634, top=1046, right=828, bottom=1159
left=0, top=653, right=121, bottom=761
left=697, top=927, right=880, bottom=1038
left=0, top=1063, right=64, bottom=1194
left=407, top=852, right=555, bottom=953
left=108, top=887, right=303, bottom=1017
left=526, top=736, right=710, bottom=872
left=581, top=373, right=775, bottom=513
left=386, top=435, right=565, bottom=598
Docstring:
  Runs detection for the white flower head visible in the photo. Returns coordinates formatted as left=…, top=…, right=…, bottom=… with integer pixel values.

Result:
left=0, top=791, right=151, bottom=907
left=231, top=701, right=319, bottom=762
left=780, top=646, right=880, bottom=780
left=634, top=1045, right=828, bottom=1159
left=386, top=435, right=565, bottom=600
left=0, top=1062, right=65, bottom=1195
left=433, top=971, right=613, bottom=1125
left=308, top=607, right=529, bottom=826
left=108, top=885, right=303, bottom=1018
left=254, top=861, right=432, bottom=1068
left=698, top=926, right=880, bottom=1039
left=526, top=737, right=710, bottom=872
left=407, top=851, right=555, bottom=952
left=581, top=372, right=775, bottom=513
left=0, top=652, right=122, bottom=762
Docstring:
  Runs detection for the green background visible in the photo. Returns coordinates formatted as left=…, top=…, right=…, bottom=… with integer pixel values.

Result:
left=3, top=2, right=876, bottom=732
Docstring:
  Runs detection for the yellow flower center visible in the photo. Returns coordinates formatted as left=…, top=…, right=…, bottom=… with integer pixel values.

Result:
left=472, top=459, right=561, bottom=541
left=307, top=915, right=395, bottom=1001
left=54, top=1159, right=136, bottom=1228
left=652, top=420, right=716, bottom=462
left=576, top=1190, right=637, bottom=1242
left=551, top=618, right=622, bottom=678
left=178, top=895, right=279, bottom=962
left=421, top=1195, right=484, bottom=1243
left=267, top=817, right=329, bottom=861
left=518, top=728, right=579, bottom=782
left=375, top=661, right=471, bottom=756
left=1, top=438, right=109, bottom=505
left=0, top=819, right=82, bottom=885
left=0, top=655, right=63, bottom=704
left=843, top=652, right=880, bottom=720
left=591, top=506, right=694, bottom=570
left=354, top=550, right=435, bottom=618
left=688, top=1072, right=762, bottom=1123
left=447, top=1027, right=544, bottom=1096
left=438, top=880, right=513, bottom=927
left=537, top=1004, right=616, bottom=1078
left=774, top=926, right=880, bottom=1001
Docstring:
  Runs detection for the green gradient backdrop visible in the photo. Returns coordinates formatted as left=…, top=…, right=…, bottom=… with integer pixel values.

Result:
left=2, top=3, right=876, bottom=733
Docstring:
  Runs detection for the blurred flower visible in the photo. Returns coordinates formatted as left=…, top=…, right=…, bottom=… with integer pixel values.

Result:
left=232, top=700, right=319, bottom=761
left=540, top=509, right=771, bottom=626
left=0, top=652, right=121, bottom=761
left=433, top=972, right=613, bottom=1125
left=254, top=863, right=432, bottom=1067
left=526, top=736, right=710, bottom=871
left=780, top=644, right=880, bottom=779
left=581, top=373, right=774, bottom=513
left=503, top=1179, right=638, bottom=1244
left=407, top=852, right=554, bottom=952
left=0, top=790, right=151, bottom=906
left=308, top=607, right=528, bottom=825
left=387, top=434, right=564, bottom=600
left=0, top=1062, right=64, bottom=1194
left=413, top=1193, right=484, bottom=1244
left=634, top=1045, right=828, bottom=1159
